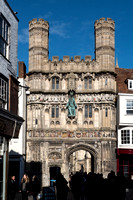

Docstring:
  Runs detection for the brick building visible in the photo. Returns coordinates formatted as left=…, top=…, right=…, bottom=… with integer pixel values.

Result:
left=116, top=67, right=133, bottom=179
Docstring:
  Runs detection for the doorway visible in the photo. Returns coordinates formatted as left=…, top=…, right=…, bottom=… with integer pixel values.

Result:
left=50, top=166, right=61, bottom=180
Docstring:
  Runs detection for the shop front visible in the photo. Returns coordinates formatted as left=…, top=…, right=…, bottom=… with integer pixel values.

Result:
left=0, top=108, right=23, bottom=200
left=117, top=149, right=133, bottom=180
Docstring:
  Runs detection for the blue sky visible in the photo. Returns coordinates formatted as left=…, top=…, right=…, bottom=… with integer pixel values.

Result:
left=8, top=0, right=133, bottom=72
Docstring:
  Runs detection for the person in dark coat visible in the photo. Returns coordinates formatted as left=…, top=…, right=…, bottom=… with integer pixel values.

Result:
left=8, top=175, right=18, bottom=200
left=30, top=175, right=41, bottom=200
left=56, top=173, right=69, bottom=200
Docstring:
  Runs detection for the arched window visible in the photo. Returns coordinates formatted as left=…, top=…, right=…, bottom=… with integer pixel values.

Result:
left=105, top=108, right=108, bottom=117
left=85, top=104, right=92, bottom=118
left=84, top=77, right=92, bottom=89
left=105, top=78, right=108, bottom=86
left=51, top=105, right=59, bottom=118
left=52, top=77, right=59, bottom=89
left=85, top=105, right=88, bottom=118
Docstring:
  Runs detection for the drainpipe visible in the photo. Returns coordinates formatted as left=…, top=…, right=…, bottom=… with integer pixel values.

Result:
left=3, top=138, right=8, bottom=200
left=3, top=120, right=17, bottom=200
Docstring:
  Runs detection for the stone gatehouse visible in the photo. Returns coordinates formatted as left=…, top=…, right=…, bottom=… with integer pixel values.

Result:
left=26, top=17, right=117, bottom=186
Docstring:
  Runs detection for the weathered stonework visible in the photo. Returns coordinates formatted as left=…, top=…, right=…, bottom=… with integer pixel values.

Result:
left=26, top=18, right=117, bottom=186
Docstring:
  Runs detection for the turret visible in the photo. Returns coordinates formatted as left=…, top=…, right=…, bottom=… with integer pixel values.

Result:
left=29, top=18, right=49, bottom=72
left=95, top=18, right=115, bottom=72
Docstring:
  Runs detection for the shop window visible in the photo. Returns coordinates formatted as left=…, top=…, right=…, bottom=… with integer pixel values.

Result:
left=119, top=158, right=133, bottom=179
left=51, top=105, right=59, bottom=118
left=0, top=13, right=10, bottom=59
left=52, top=77, right=59, bottom=90
left=126, top=100, right=133, bottom=115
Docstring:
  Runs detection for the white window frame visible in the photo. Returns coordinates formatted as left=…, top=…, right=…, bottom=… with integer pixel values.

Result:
left=118, top=128, right=133, bottom=148
left=126, top=100, right=133, bottom=115
left=128, top=80, right=133, bottom=90
left=121, top=129, right=130, bottom=144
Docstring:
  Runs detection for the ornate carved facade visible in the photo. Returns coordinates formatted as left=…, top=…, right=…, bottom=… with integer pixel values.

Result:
left=26, top=18, right=117, bottom=186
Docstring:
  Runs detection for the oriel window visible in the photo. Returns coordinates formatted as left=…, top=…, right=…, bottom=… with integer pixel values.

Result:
left=126, top=100, right=133, bottom=114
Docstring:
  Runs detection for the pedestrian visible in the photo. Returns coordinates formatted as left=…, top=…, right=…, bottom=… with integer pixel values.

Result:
left=56, top=173, right=69, bottom=200
left=8, top=175, right=18, bottom=200
left=30, top=175, right=41, bottom=200
left=19, top=174, right=30, bottom=200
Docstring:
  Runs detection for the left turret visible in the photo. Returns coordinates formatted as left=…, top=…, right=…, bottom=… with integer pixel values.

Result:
left=29, top=18, right=49, bottom=72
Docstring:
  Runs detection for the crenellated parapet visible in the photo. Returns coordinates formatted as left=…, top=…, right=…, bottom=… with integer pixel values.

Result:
left=29, top=18, right=49, bottom=31
left=95, top=17, right=115, bottom=30
left=51, top=55, right=92, bottom=63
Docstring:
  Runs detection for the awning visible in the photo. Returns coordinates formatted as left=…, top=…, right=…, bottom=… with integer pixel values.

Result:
left=0, top=108, right=24, bottom=138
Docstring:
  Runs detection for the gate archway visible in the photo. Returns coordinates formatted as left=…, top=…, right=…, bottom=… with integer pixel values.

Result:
left=65, top=143, right=99, bottom=174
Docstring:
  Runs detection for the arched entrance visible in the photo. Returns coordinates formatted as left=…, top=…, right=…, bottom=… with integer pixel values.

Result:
left=65, top=143, right=98, bottom=176
left=69, top=150, right=94, bottom=174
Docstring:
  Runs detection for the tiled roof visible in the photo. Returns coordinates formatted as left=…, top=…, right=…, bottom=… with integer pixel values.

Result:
left=115, top=68, right=133, bottom=94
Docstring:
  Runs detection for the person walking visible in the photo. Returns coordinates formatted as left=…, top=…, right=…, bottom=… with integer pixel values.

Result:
left=30, top=175, right=41, bottom=200
left=8, top=175, right=18, bottom=200
left=19, top=174, right=30, bottom=200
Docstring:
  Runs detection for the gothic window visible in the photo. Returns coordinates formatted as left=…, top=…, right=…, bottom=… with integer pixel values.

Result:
left=84, top=77, right=92, bottom=89
left=89, top=105, right=92, bottom=117
left=105, top=108, right=108, bottom=117
left=52, top=77, right=59, bottom=90
left=105, top=78, right=108, bottom=86
left=35, top=119, right=38, bottom=125
left=51, top=105, right=59, bottom=118
left=85, top=105, right=88, bottom=118
left=0, top=13, right=10, bottom=59
left=85, top=104, right=92, bottom=118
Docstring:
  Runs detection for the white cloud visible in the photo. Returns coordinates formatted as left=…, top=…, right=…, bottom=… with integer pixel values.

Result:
left=38, top=11, right=53, bottom=20
left=18, top=28, right=29, bottom=44
left=18, top=20, right=71, bottom=44
left=50, top=21, right=71, bottom=39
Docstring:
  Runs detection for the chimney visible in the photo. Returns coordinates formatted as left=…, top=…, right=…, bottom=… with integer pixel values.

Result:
left=18, top=62, right=26, bottom=78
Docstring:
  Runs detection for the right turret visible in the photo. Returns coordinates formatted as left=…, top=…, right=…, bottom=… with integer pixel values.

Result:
left=95, top=18, right=115, bottom=72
